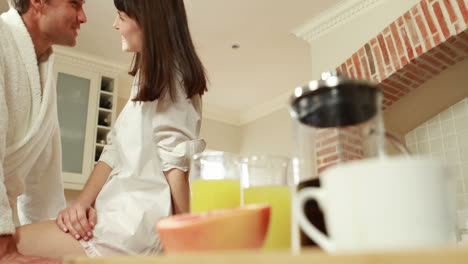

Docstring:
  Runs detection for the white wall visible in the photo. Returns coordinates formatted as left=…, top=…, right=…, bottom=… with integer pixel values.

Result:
left=240, top=108, right=293, bottom=157
left=200, top=118, right=242, bottom=154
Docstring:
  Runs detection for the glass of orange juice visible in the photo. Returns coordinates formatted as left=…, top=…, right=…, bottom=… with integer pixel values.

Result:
left=242, top=156, right=292, bottom=250
left=190, top=152, right=242, bottom=213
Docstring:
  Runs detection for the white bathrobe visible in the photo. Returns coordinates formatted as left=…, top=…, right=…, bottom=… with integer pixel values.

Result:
left=0, top=9, right=66, bottom=235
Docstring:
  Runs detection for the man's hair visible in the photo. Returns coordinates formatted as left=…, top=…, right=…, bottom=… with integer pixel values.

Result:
left=8, top=0, right=49, bottom=15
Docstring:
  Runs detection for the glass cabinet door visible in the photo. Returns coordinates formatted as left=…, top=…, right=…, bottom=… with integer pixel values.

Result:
left=57, top=73, right=90, bottom=174
left=55, top=63, right=99, bottom=189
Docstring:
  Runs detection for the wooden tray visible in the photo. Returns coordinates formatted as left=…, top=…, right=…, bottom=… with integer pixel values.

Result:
left=65, top=246, right=468, bottom=264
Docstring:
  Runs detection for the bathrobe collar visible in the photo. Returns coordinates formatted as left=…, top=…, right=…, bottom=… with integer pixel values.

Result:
left=1, top=8, right=52, bottom=119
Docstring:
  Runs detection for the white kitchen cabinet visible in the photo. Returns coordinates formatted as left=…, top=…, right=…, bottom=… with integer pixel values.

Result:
left=54, top=48, right=122, bottom=190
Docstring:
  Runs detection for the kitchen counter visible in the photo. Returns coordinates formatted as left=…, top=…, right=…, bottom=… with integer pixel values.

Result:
left=65, top=246, right=468, bottom=264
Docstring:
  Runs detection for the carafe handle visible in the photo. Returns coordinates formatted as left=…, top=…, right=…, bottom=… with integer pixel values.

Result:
left=385, top=132, right=411, bottom=155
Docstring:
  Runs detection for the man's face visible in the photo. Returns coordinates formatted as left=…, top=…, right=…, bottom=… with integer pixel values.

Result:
left=40, top=0, right=87, bottom=47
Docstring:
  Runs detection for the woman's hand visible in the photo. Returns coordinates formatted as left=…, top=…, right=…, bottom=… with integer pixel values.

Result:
left=56, top=202, right=97, bottom=241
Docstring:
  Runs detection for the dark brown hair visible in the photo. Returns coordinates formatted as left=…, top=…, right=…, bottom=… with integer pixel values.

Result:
left=8, top=0, right=49, bottom=14
left=114, top=0, right=207, bottom=102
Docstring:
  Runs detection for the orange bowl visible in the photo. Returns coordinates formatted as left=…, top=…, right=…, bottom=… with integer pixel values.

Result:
left=156, top=204, right=270, bottom=252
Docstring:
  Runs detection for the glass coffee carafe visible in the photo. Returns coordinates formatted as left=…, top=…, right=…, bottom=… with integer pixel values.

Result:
left=289, top=71, right=409, bottom=247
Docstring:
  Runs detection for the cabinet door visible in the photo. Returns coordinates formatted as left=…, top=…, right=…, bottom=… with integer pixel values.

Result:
left=54, top=63, right=99, bottom=189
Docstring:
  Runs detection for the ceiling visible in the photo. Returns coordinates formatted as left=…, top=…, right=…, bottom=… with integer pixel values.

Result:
left=0, top=0, right=343, bottom=119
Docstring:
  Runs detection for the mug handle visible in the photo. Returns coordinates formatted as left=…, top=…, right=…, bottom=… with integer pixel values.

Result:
left=297, top=188, right=335, bottom=252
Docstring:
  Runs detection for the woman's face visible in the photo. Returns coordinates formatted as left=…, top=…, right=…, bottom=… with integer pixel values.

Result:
left=113, top=11, right=143, bottom=52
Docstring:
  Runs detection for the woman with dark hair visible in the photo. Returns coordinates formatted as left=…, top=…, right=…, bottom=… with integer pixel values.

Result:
left=12, top=0, right=207, bottom=259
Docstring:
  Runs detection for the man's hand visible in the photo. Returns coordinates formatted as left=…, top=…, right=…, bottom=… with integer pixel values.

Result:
left=0, top=235, right=60, bottom=264
left=56, top=202, right=97, bottom=241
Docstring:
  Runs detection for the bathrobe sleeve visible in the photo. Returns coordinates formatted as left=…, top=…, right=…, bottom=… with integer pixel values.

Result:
left=153, top=88, right=206, bottom=172
left=0, top=59, right=16, bottom=235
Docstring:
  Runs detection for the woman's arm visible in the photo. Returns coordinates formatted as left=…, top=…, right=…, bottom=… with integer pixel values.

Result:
left=75, top=161, right=113, bottom=207
left=164, top=168, right=190, bottom=214
left=56, top=162, right=112, bottom=241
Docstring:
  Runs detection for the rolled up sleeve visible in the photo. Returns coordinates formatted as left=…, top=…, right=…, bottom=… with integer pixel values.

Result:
left=99, top=130, right=119, bottom=169
left=153, top=90, right=205, bottom=172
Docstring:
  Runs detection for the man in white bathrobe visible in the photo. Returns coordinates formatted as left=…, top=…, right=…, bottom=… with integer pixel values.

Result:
left=0, top=0, right=87, bottom=262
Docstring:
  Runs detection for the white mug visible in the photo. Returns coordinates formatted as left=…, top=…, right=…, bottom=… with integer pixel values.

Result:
left=297, top=157, right=456, bottom=253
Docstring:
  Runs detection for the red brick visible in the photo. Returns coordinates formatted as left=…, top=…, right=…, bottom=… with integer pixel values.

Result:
left=390, top=23, right=407, bottom=63
left=347, top=136, right=363, bottom=146
left=360, top=54, right=371, bottom=80
left=459, top=31, right=468, bottom=42
left=399, top=19, right=415, bottom=60
left=417, top=59, right=441, bottom=75
left=385, top=33, right=401, bottom=70
left=438, top=42, right=458, bottom=57
left=433, top=33, right=442, bottom=46
left=382, top=79, right=411, bottom=93
left=412, top=5, right=419, bottom=16
left=444, top=0, right=458, bottom=23
left=380, top=83, right=401, bottom=95
left=342, top=144, right=363, bottom=156
left=422, top=0, right=439, bottom=34
left=420, top=53, right=445, bottom=69
left=364, top=43, right=376, bottom=75
left=372, top=42, right=387, bottom=79
left=323, top=154, right=339, bottom=163
left=384, top=91, right=400, bottom=102
left=416, top=45, right=424, bottom=56
left=346, top=58, right=356, bottom=79
left=341, top=63, right=347, bottom=75
left=392, top=73, right=412, bottom=86
left=432, top=50, right=456, bottom=65
left=317, top=128, right=336, bottom=139
left=318, top=162, right=338, bottom=174
left=320, top=136, right=338, bottom=147
left=347, top=155, right=363, bottom=161
left=456, top=0, right=468, bottom=25
left=405, top=63, right=434, bottom=79
left=401, top=56, right=409, bottom=65
left=415, top=13, right=433, bottom=51
left=352, top=53, right=363, bottom=78
left=377, top=34, right=391, bottom=66
left=317, top=146, right=337, bottom=157
left=404, top=72, right=424, bottom=84
left=433, top=2, right=451, bottom=39
left=404, top=11, right=422, bottom=47
left=447, top=36, right=468, bottom=53
left=413, top=59, right=441, bottom=75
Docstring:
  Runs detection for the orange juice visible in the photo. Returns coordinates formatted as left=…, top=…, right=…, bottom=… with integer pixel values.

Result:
left=244, top=185, right=291, bottom=249
left=191, top=179, right=241, bottom=213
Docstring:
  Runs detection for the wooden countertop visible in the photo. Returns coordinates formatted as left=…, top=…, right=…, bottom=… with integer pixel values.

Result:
left=65, top=246, right=468, bottom=264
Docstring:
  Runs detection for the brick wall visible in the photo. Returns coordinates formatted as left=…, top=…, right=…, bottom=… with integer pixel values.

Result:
left=317, top=0, right=468, bottom=173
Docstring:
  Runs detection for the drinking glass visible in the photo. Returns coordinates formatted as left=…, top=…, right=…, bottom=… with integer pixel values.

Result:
left=190, top=152, right=242, bottom=213
left=242, top=155, right=292, bottom=249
